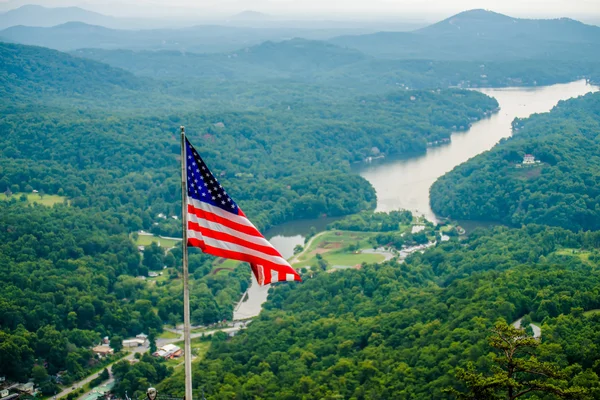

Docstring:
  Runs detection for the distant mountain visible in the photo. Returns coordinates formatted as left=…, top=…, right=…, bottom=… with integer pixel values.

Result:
left=0, top=5, right=120, bottom=29
left=72, top=38, right=368, bottom=81
left=330, top=9, right=600, bottom=61
left=0, top=21, right=376, bottom=53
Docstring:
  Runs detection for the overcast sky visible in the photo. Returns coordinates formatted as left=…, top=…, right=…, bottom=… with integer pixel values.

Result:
left=1, top=0, right=599, bottom=20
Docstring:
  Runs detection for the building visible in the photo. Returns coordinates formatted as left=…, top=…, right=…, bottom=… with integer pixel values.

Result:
left=122, top=339, right=146, bottom=348
left=16, top=383, right=34, bottom=395
left=523, top=154, right=535, bottom=164
left=153, top=344, right=182, bottom=359
left=92, top=345, right=114, bottom=356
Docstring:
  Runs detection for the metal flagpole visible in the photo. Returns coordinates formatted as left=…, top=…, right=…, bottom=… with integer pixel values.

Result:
left=180, top=126, right=193, bottom=400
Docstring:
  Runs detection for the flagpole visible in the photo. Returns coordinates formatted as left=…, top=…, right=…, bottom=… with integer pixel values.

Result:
left=180, top=126, right=193, bottom=400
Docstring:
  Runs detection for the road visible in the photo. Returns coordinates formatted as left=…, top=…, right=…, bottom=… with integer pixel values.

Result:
left=55, top=352, right=135, bottom=400
left=61, top=324, right=247, bottom=400
left=288, top=231, right=328, bottom=265
left=512, top=318, right=542, bottom=339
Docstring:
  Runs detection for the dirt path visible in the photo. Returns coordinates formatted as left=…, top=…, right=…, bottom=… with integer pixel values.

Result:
left=288, top=231, right=328, bottom=265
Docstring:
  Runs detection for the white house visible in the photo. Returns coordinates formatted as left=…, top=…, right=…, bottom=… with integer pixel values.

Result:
left=523, top=154, right=536, bottom=164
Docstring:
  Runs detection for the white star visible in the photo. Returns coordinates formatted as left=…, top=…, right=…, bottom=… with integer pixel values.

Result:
left=227, top=198, right=231, bottom=202
left=201, top=166, right=206, bottom=170
left=231, top=204, right=235, bottom=208
left=203, top=183, right=208, bottom=187
left=212, top=196, right=216, bottom=200
left=221, top=201, right=225, bottom=205
left=208, top=189, right=212, bottom=193
left=188, top=155, right=192, bottom=159
left=217, top=194, right=222, bottom=198
left=192, top=162, right=196, bottom=166
left=202, top=193, right=206, bottom=197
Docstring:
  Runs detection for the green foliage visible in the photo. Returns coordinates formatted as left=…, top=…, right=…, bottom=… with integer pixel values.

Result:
left=449, top=321, right=589, bottom=399
left=328, top=210, right=413, bottom=232
left=111, top=354, right=172, bottom=399
left=158, top=225, right=600, bottom=398
left=431, top=92, right=600, bottom=231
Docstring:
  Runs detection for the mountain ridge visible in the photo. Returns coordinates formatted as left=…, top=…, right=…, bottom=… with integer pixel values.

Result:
left=329, top=9, right=600, bottom=60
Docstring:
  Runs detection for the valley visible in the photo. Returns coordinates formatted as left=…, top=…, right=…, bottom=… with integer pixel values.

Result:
left=1, top=3, right=600, bottom=399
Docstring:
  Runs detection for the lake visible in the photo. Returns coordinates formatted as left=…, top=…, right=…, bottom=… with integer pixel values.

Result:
left=233, top=79, right=598, bottom=320
left=359, top=79, right=598, bottom=222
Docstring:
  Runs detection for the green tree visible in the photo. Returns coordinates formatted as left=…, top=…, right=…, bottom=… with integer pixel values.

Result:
left=148, top=329, right=157, bottom=354
left=449, top=321, right=589, bottom=399
left=32, top=365, right=49, bottom=385
left=110, top=336, right=123, bottom=353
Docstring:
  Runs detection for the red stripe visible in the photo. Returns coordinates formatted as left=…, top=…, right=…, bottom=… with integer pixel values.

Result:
left=188, top=204, right=261, bottom=237
left=187, top=238, right=300, bottom=282
left=188, top=221, right=282, bottom=257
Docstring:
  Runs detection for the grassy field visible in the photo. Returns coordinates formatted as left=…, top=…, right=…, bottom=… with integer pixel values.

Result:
left=170, top=338, right=211, bottom=359
left=158, top=330, right=181, bottom=339
left=134, top=234, right=181, bottom=248
left=292, top=230, right=385, bottom=269
left=0, top=192, right=66, bottom=206
left=163, top=338, right=211, bottom=369
left=554, top=248, right=594, bottom=264
left=211, top=258, right=241, bottom=275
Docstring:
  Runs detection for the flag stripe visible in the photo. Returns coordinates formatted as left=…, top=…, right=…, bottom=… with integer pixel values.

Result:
left=188, top=221, right=282, bottom=257
left=188, top=237, right=300, bottom=282
left=189, top=198, right=254, bottom=227
left=188, top=230, right=290, bottom=266
left=184, top=138, right=301, bottom=285
left=188, top=202, right=261, bottom=237
left=187, top=215, right=270, bottom=247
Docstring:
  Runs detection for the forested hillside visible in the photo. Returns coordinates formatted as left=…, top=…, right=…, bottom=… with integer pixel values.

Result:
left=72, top=44, right=600, bottom=91
left=2, top=6, right=600, bottom=397
left=0, top=41, right=501, bottom=385
left=431, top=91, right=600, bottom=231
left=158, top=226, right=600, bottom=398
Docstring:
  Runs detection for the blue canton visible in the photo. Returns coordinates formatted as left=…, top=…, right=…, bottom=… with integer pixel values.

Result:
left=185, top=138, right=239, bottom=214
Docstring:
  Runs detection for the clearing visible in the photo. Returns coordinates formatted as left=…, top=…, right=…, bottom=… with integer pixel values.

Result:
left=0, top=192, right=66, bottom=206
left=292, top=230, right=386, bottom=270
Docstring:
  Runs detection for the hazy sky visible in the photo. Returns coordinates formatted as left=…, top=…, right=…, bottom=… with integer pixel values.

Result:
left=2, top=0, right=599, bottom=20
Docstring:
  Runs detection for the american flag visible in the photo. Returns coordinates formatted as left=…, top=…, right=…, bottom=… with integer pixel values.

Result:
left=184, top=137, right=301, bottom=285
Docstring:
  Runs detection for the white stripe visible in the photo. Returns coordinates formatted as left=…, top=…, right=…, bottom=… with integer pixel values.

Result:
left=286, top=273, right=296, bottom=281
left=187, top=230, right=292, bottom=267
left=187, top=212, right=274, bottom=249
left=188, top=197, right=254, bottom=228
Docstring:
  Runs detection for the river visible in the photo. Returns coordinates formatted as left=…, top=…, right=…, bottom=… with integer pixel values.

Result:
left=359, top=79, right=598, bottom=222
left=233, top=79, right=598, bottom=320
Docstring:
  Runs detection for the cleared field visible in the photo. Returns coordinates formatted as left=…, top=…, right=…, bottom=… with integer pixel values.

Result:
left=293, top=230, right=384, bottom=269
left=134, top=234, right=181, bottom=248
left=158, top=330, right=181, bottom=339
left=173, top=338, right=211, bottom=358
left=584, top=309, right=600, bottom=317
left=325, top=252, right=385, bottom=266
left=554, top=248, right=594, bottom=263
left=211, top=258, right=240, bottom=275
left=0, top=192, right=66, bottom=206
